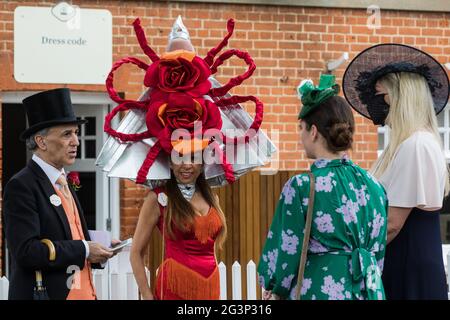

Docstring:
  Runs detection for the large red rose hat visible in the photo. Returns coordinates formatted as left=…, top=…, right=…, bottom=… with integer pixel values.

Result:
left=96, top=16, right=276, bottom=188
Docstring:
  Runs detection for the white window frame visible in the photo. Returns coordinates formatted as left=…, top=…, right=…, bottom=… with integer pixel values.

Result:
left=69, top=103, right=117, bottom=235
left=377, top=125, right=389, bottom=158
left=438, top=105, right=450, bottom=160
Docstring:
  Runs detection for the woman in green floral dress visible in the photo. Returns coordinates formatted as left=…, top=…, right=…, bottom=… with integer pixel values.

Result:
left=257, top=75, right=388, bottom=300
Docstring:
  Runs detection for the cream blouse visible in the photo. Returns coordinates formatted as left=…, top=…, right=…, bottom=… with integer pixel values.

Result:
left=379, top=131, right=447, bottom=210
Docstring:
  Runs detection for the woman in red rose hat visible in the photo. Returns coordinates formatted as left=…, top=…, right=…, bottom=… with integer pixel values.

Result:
left=96, top=16, right=276, bottom=300
left=139, top=143, right=227, bottom=300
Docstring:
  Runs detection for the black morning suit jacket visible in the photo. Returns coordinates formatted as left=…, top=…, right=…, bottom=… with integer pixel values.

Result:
left=3, top=160, right=96, bottom=300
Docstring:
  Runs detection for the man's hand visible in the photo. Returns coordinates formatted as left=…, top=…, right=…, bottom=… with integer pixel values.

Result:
left=87, top=241, right=113, bottom=264
left=110, top=239, right=122, bottom=256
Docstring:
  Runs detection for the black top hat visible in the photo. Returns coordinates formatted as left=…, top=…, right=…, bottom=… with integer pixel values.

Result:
left=343, top=43, right=450, bottom=121
left=20, top=88, right=87, bottom=141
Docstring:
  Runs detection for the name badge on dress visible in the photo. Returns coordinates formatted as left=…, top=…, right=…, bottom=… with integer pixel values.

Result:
left=157, top=192, right=168, bottom=207
left=50, top=194, right=62, bottom=207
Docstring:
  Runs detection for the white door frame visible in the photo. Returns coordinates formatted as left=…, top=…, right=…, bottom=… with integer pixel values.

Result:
left=68, top=103, right=112, bottom=234
left=0, top=90, right=120, bottom=243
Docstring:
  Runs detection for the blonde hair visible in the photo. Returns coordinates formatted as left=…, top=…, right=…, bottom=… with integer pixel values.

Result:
left=371, top=72, right=449, bottom=195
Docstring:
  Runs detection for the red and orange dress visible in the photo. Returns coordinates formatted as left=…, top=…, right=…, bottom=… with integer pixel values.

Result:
left=153, top=188, right=223, bottom=300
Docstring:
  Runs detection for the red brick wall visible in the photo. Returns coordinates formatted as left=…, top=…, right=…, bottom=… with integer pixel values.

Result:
left=1, top=1, right=450, bottom=256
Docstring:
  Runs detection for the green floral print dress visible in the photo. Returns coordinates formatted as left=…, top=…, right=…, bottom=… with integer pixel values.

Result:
left=257, top=157, right=388, bottom=300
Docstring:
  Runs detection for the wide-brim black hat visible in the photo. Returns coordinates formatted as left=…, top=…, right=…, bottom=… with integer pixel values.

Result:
left=20, top=88, right=87, bottom=141
left=343, top=43, right=450, bottom=120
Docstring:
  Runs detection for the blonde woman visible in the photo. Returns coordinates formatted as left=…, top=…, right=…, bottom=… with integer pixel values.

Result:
left=343, top=44, right=450, bottom=300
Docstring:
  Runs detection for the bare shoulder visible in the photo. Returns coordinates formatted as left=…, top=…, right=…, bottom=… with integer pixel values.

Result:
left=145, top=190, right=158, bottom=203
left=140, top=190, right=160, bottom=220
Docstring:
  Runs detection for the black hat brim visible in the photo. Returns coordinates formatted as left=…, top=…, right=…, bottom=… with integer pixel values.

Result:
left=20, top=118, right=87, bottom=141
left=343, top=43, right=450, bottom=121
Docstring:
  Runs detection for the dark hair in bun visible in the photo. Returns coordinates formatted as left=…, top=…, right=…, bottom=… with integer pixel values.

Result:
left=302, top=95, right=354, bottom=152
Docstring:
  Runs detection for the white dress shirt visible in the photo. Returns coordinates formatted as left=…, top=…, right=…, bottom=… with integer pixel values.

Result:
left=32, top=154, right=90, bottom=258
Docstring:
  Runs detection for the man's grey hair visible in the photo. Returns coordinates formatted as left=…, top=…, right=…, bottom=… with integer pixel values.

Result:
left=26, top=128, right=50, bottom=151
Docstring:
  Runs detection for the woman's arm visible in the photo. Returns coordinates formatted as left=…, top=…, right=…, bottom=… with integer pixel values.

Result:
left=387, top=206, right=412, bottom=244
left=257, top=176, right=306, bottom=299
left=130, top=191, right=160, bottom=300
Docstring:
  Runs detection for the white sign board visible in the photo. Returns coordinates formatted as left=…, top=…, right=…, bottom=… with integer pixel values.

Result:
left=14, top=5, right=112, bottom=84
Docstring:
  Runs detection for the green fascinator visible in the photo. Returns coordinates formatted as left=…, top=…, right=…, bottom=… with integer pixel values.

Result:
left=297, top=74, right=340, bottom=119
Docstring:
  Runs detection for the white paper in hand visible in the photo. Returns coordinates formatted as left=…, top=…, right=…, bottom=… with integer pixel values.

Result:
left=88, top=230, right=112, bottom=248
left=88, top=230, right=112, bottom=268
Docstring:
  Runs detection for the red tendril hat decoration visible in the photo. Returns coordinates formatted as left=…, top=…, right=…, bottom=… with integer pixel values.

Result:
left=102, top=17, right=265, bottom=186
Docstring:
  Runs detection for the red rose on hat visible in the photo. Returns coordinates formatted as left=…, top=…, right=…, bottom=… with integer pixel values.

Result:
left=146, top=92, right=222, bottom=153
left=144, top=50, right=212, bottom=97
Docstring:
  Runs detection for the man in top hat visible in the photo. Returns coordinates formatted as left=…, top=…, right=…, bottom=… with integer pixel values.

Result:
left=3, top=88, right=115, bottom=300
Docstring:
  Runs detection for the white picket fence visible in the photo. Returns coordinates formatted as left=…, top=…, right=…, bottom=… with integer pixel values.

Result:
left=93, top=247, right=141, bottom=300
left=0, top=247, right=258, bottom=300
left=1, top=245, right=450, bottom=300
left=0, top=275, right=7, bottom=300
left=94, top=249, right=260, bottom=300
left=0, top=250, right=258, bottom=300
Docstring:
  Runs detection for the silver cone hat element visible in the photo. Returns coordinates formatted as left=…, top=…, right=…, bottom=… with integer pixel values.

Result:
left=169, top=15, right=190, bottom=41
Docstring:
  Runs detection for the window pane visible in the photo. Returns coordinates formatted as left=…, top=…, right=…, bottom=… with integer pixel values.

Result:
left=75, top=146, right=81, bottom=159
left=85, top=117, right=96, bottom=136
left=85, top=140, right=96, bottom=158
left=378, top=133, right=385, bottom=151
left=437, top=111, right=445, bottom=127
left=76, top=117, right=83, bottom=135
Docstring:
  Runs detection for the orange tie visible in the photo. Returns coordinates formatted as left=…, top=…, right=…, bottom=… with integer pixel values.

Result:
left=56, top=174, right=73, bottom=205
left=55, top=174, right=96, bottom=300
